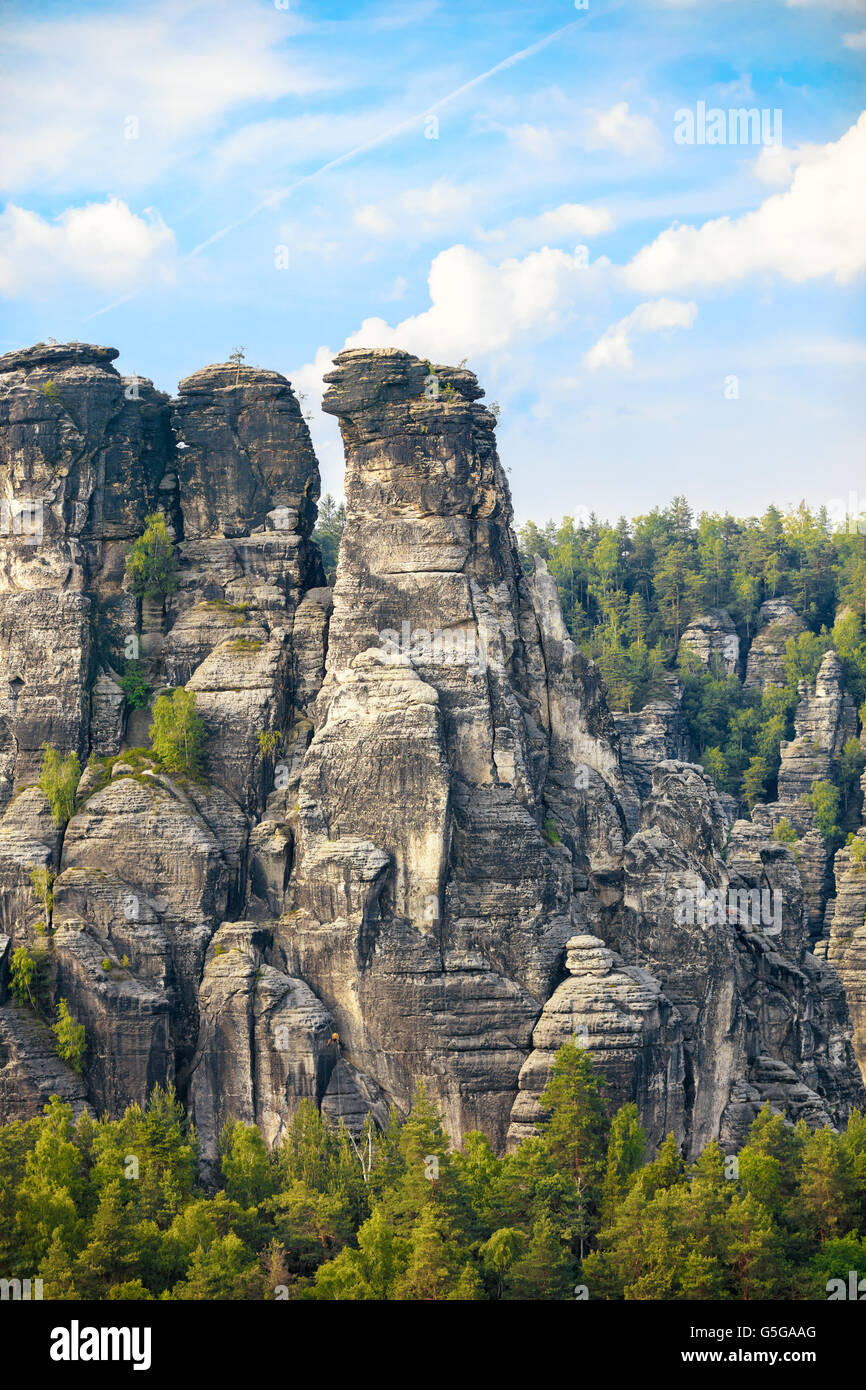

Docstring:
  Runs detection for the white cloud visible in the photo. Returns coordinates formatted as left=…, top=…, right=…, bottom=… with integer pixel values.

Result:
left=383, top=275, right=409, bottom=301
left=343, top=242, right=606, bottom=362
left=584, top=299, right=698, bottom=370
left=479, top=202, right=614, bottom=254
left=584, top=102, right=662, bottom=158
left=624, top=112, right=866, bottom=292
left=352, top=179, right=475, bottom=240
left=355, top=204, right=395, bottom=236
left=0, top=198, right=176, bottom=297
left=844, top=27, right=866, bottom=45
left=213, top=108, right=402, bottom=177
left=786, top=0, right=866, bottom=10
left=496, top=99, right=661, bottom=163
left=0, top=0, right=333, bottom=193
left=505, top=124, right=562, bottom=161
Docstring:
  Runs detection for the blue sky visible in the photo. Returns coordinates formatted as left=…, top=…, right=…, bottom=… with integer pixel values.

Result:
left=1, top=0, right=864, bottom=525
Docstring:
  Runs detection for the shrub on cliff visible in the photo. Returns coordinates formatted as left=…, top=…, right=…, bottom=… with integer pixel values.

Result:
left=120, top=659, right=149, bottom=710
left=38, top=743, right=81, bottom=824
left=52, top=999, right=86, bottom=1074
left=149, top=688, right=206, bottom=777
left=9, top=946, right=36, bottom=1008
left=804, top=779, right=842, bottom=846
left=125, top=512, right=178, bottom=601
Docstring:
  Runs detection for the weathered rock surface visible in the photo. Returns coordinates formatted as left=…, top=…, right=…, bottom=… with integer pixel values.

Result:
left=679, top=609, right=740, bottom=678
left=744, top=598, right=806, bottom=692
left=751, top=649, right=859, bottom=939
left=189, top=921, right=337, bottom=1170
left=0, top=1002, right=92, bottom=1121
left=818, top=830, right=866, bottom=1081
left=613, top=673, right=690, bottom=813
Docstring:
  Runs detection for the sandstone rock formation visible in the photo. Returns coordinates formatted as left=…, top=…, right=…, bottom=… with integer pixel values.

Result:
left=744, top=597, right=805, bottom=692
left=752, top=649, right=859, bottom=938
left=0, top=339, right=863, bottom=1173
left=679, top=609, right=740, bottom=678
left=613, top=672, right=690, bottom=816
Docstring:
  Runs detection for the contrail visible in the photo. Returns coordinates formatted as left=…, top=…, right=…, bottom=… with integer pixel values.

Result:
left=84, top=17, right=582, bottom=322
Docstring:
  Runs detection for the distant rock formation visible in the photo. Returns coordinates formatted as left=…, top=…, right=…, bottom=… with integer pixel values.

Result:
left=744, top=598, right=806, bottom=692
left=752, top=650, right=859, bottom=938
left=679, top=609, right=740, bottom=678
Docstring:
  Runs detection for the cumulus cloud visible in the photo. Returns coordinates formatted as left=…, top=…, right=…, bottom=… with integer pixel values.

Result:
left=0, top=198, right=176, bottom=297
left=624, top=112, right=866, bottom=292
left=584, top=299, right=698, bottom=370
left=342, top=243, right=605, bottom=362
left=844, top=26, right=866, bottom=44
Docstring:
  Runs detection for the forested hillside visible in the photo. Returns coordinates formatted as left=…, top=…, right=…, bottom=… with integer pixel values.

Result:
left=3, top=1046, right=864, bottom=1301
left=516, top=499, right=866, bottom=814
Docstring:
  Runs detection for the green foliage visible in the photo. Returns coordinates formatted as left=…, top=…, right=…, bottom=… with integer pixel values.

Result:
left=841, top=737, right=866, bottom=815
left=772, top=817, right=799, bottom=845
left=28, top=865, right=56, bottom=917
left=148, top=688, right=206, bottom=777
left=257, top=730, right=282, bottom=758
left=120, top=660, right=149, bottom=710
left=742, top=755, right=769, bottom=810
left=125, top=512, right=178, bottom=601
left=804, top=779, right=842, bottom=846
left=10, top=946, right=36, bottom=1008
left=0, top=1059, right=863, bottom=1301
left=312, top=493, right=346, bottom=583
left=38, top=743, right=81, bottom=824
left=542, top=816, right=561, bottom=845
left=516, top=499, right=866, bottom=814
left=52, top=999, right=86, bottom=1073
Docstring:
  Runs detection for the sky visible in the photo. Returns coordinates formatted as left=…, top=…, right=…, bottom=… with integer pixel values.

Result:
left=0, top=0, right=864, bottom=527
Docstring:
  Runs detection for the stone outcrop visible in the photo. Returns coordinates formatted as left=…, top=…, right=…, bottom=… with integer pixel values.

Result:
left=507, top=933, right=685, bottom=1150
left=751, top=650, right=859, bottom=939
left=744, top=598, right=805, bottom=692
left=0, top=1002, right=92, bottom=1121
left=0, top=342, right=170, bottom=800
left=678, top=609, right=740, bottom=678
left=817, top=830, right=866, bottom=1080
left=0, top=344, right=326, bottom=1125
left=613, top=673, right=690, bottom=814
left=189, top=921, right=337, bottom=1170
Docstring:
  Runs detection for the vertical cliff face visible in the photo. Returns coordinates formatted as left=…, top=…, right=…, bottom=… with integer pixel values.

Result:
left=0, top=346, right=327, bottom=1122
left=280, top=349, right=575, bottom=1145
left=277, top=349, right=641, bottom=1146
left=752, top=649, right=860, bottom=939
left=166, top=363, right=326, bottom=816
left=0, top=343, right=170, bottom=798
left=820, top=829, right=866, bottom=1078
